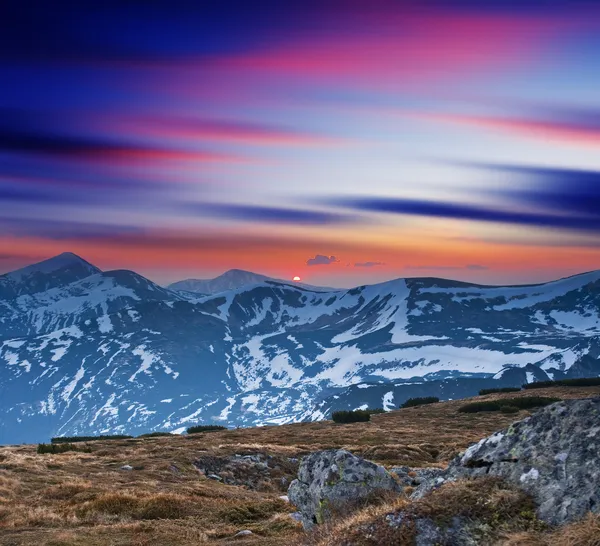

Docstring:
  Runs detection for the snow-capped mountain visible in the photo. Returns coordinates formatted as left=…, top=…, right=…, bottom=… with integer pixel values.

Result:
left=1, top=253, right=599, bottom=444
left=168, top=269, right=334, bottom=295
left=168, top=269, right=272, bottom=295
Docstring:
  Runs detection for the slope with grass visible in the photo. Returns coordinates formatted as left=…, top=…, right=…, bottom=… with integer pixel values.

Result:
left=0, top=386, right=599, bottom=545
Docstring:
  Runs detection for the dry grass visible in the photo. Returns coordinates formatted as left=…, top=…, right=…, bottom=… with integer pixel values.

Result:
left=0, top=386, right=598, bottom=545
left=303, top=477, right=542, bottom=546
left=502, top=513, right=600, bottom=546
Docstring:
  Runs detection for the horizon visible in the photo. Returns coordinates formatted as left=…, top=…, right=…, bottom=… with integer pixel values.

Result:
left=2, top=1, right=600, bottom=287
left=2, top=250, right=599, bottom=290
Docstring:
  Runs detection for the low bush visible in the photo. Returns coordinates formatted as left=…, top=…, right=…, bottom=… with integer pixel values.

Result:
left=137, top=431, right=174, bottom=438
left=332, top=410, right=371, bottom=423
left=479, top=387, right=521, bottom=395
left=458, top=396, right=560, bottom=414
left=51, top=435, right=132, bottom=444
left=400, top=397, right=440, bottom=408
left=500, top=405, right=520, bottom=414
left=366, top=408, right=385, bottom=415
left=186, top=425, right=227, bottom=434
left=523, top=377, right=600, bottom=389
left=37, top=443, right=92, bottom=454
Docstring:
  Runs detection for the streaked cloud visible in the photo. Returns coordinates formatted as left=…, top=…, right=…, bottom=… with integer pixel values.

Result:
left=354, top=261, right=385, bottom=268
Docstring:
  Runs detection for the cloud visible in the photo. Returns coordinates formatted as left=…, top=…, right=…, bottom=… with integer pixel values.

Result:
left=333, top=165, right=600, bottom=234
left=417, top=107, right=600, bottom=149
left=0, top=127, right=239, bottom=163
left=187, top=203, right=355, bottom=226
left=354, top=261, right=385, bottom=267
left=466, top=264, right=489, bottom=271
left=111, top=116, right=340, bottom=147
left=306, top=254, right=339, bottom=266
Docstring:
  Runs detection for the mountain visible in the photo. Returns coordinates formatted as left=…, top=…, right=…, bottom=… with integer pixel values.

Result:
left=168, top=268, right=334, bottom=294
left=168, top=269, right=272, bottom=294
left=1, top=254, right=599, bottom=444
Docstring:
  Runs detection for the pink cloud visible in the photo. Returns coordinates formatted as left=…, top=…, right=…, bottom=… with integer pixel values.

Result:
left=416, top=112, right=600, bottom=149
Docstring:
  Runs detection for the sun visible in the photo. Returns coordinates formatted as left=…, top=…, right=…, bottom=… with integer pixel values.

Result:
left=293, top=276, right=301, bottom=282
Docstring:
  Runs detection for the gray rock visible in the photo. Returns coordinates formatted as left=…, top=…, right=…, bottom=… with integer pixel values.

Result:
left=120, top=464, right=133, bottom=471
left=288, top=449, right=401, bottom=530
left=234, top=530, right=253, bottom=537
left=207, top=473, right=223, bottom=481
left=390, top=466, right=446, bottom=489
left=414, top=397, right=600, bottom=526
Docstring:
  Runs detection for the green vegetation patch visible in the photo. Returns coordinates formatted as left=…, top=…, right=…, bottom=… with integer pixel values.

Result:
left=186, top=425, right=227, bottom=434
left=458, top=396, right=559, bottom=414
left=400, top=397, right=440, bottom=408
left=523, top=377, right=600, bottom=389
left=137, top=432, right=175, bottom=438
left=332, top=410, right=371, bottom=423
left=479, top=387, right=522, bottom=395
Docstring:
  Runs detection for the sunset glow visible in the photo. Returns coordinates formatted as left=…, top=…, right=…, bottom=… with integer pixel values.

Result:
left=2, top=2, right=600, bottom=285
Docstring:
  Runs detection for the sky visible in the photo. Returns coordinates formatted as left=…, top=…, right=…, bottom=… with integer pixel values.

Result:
left=2, top=0, right=600, bottom=287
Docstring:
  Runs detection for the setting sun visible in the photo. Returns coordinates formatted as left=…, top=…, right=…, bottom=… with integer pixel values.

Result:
left=293, top=276, right=301, bottom=282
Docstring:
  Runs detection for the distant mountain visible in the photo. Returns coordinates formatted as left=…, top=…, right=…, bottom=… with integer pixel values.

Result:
left=1, top=254, right=599, bottom=444
left=168, top=268, right=333, bottom=294
left=168, top=269, right=272, bottom=295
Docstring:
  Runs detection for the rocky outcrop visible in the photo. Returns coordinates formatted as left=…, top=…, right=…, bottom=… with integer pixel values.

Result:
left=193, top=452, right=298, bottom=492
left=413, top=397, right=600, bottom=526
left=288, top=449, right=401, bottom=529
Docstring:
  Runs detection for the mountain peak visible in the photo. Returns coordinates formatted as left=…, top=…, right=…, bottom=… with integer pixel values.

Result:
left=168, top=269, right=270, bottom=295
left=5, top=252, right=100, bottom=280
left=0, top=252, right=101, bottom=298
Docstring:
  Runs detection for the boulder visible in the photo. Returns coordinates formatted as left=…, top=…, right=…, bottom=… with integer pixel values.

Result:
left=288, top=449, right=401, bottom=529
left=413, top=397, right=600, bottom=526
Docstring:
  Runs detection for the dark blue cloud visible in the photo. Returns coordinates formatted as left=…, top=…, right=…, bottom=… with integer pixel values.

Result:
left=187, top=203, right=355, bottom=226
left=335, top=165, right=600, bottom=233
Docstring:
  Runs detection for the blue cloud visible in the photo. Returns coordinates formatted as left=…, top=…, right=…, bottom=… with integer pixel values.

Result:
left=188, top=203, right=354, bottom=226
left=333, top=165, right=600, bottom=233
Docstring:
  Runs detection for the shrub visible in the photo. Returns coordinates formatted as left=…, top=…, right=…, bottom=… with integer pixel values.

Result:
left=500, top=405, right=520, bottom=414
left=400, top=396, right=440, bottom=408
left=37, top=443, right=92, bottom=454
left=137, top=431, right=174, bottom=438
left=331, top=410, right=371, bottom=423
left=458, top=396, right=560, bottom=414
left=479, top=387, right=521, bottom=395
left=186, top=425, right=227, bottom=434
left=366, top=408, right=385, bottom=415
left=523, top=377, right=600, bottom=390
left=51, top=435, right=133, bottom=444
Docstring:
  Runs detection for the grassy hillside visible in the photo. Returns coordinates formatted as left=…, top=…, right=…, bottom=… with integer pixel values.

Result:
left=1, top=386, right=599, bottom=546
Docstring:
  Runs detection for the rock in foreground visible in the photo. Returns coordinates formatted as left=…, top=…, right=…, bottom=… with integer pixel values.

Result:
left=288, top=449, right=401, bottom=529
left=415, top=397, right=600, bottom=526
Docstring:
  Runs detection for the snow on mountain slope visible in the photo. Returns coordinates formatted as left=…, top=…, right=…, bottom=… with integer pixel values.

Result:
left=0, top=254, right=599, bottom=444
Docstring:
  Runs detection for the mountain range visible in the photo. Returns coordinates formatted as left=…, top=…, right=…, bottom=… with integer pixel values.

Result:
left=0, top=252, right=599, bottom=444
